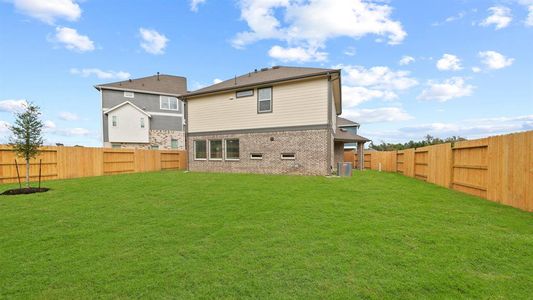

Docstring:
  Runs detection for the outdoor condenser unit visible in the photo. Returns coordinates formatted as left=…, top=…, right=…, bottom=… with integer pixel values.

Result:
left=337, top=162, right=352, bottom=177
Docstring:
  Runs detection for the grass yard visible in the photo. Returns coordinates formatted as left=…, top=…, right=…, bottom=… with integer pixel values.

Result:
left=1, top=171, right=532, bottom=299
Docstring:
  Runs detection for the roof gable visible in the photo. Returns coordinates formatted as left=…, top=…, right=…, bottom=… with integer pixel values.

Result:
left=104, top=101, right=151, bottom=117
left=95, top=74, right=187, bottom=96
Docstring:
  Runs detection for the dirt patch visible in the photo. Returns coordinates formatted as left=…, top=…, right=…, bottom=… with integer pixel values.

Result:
left=1, top=187, right=50, bottom=196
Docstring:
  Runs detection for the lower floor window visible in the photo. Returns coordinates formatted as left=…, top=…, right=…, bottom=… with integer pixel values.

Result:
left=225, top=139, right=239, bottom=160
left=281, top=153, right=296, bottom=160
left=171, top=139, right=179, bottom=149
left=111, top=144, right=121, bottom=149
left=151, top=145, right=159, bottom=150
left=194, top=140, right=207, bottom=160
left=250, top=153, right=263, bottom=160
left=209, top=140, right=223, bottom=160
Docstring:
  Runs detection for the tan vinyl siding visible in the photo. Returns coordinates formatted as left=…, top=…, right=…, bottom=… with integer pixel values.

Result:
left=188, top=78, right=329, bottom=133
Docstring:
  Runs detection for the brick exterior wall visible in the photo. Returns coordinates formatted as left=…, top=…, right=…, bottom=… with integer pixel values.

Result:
left=334, top=142, right=345, bottom=168
left=188, top=129, right=331, bottom=175
left=104, top=130, right=185, bottom=150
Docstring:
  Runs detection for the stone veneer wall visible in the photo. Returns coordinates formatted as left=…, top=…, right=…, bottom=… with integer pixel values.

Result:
left=149, top=130, right=185, bottom=150
left=104, top=130, right=185, bottom=150
left=188, top=129, right=331, bottom=175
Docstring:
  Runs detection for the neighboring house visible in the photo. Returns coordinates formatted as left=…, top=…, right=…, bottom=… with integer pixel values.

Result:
left=338, top=117, right=361, bottom=150
left=181, top=66, right=369, bottom=175
left=95, top=74, right=187, bottom=150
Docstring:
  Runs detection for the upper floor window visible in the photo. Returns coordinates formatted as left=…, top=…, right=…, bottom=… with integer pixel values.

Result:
left=112, top=116, right=118, bottom=127
left=236, top=89, right=253, bottom=98
left=140, top=117, right=145, bottom=128
left=160, top=96, right=179, bottom=111
left=124, top=92, right=134, bottom=98
left=258, top=87, right=272, bottom=113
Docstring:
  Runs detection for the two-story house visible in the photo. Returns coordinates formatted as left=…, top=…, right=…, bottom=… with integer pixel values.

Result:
left=181, top=66, right=369, bottom=175
left=95, top=74, right=187, bottom=149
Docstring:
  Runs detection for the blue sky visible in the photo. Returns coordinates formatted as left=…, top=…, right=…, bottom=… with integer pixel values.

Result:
left=0, top=0, right=532, bottom=146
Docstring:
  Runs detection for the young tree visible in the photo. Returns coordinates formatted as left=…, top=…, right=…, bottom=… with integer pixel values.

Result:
left=9, top=103, right=44, bottom=188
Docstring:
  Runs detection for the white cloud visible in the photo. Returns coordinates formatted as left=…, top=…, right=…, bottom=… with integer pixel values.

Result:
left=399, top=115, right=533, bottom=139
left=418, top=77, right=474, bottom=102
left=342, top=107, right=413, bottom=123
left=0, top=120, right=10, bottom=133
left=54, top=26, right=94, bottom=52
left=339, top=65, right=418, bottom=91
left=0, top=99, right=28, bottom=113
left=190, top=0, right=206, bottom=12
left=472, top=67, right=482, bottom=73
left=399, top=55, right=415, bottom=66
left=58, top=111, right=79, bottom=121
left=213, top=78, right=223, bottom=84
left=432, top=11, right=466, bottom=26
left=526, top=6, right=533, bottom=26
left=11, top=0, right=81, bottom=24
left=342, top=86, right=397, bottom=107
left=70, top=68, right=130, bottom=80
left=44, top=120, right=56, bottom=129
left=436, top=54, right=462, bottom=71
left=480, top=6, right=512, bottom=29
left=268, top=45, right=327, bottom=62
left=139, top=28, right=168, bottom=55
left=48, top=127, right=91, bottom=137
left=344, top=47, right=356, bottom=56
left=232, top=0, right=406, bottom=62
left=337, top=64, right=418, bottom=107
left=479, top=51, right=514, bottom=70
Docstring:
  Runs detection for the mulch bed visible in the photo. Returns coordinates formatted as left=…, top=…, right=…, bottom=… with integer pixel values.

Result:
left=1, top=187, right=50, bottom=196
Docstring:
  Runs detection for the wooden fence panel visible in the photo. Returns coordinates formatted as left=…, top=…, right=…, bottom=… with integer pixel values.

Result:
left=452, top=139, right=489, bottom=198
left=0, top=146, right=187, bottom=184
left=414, top=150, right=428, bottom=181
left=364, top=131, right=532, bottom=212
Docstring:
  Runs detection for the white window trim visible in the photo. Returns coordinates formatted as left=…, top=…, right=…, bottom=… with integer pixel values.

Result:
left=160, top=95, right=179, bottom=111
left=250, top=153, right=263, bottom=160
left=208, top=139, right=223, bottom=161
left=193, top=140, right=207, bottom=161
left=124, top=91, right=134, bottom=98
left=281, top=153, right=296, bottom=160
left=257, top=87, right=273, bottom=113
left=224, top=139, right=240, bottom=161
left=140, top=117, right=145, bottom=128
left=236, top=89, right=254, bottom=98
left=112, top=116, right=118, bottom=127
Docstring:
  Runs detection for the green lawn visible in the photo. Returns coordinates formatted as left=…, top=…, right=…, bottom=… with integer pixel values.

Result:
left=1, top=171, right=532, bottom=299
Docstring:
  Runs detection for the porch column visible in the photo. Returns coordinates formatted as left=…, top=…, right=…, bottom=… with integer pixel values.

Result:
left=357, top=142, right=365, bottom=170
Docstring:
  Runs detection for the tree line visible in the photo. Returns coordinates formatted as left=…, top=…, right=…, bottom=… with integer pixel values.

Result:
left=369, top=135, right=466, bottom=151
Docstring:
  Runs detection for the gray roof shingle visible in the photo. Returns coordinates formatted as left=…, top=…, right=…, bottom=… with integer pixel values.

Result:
left=95, top=74, right=187, bottom=96
left=184, top=66, right=339, bottom=97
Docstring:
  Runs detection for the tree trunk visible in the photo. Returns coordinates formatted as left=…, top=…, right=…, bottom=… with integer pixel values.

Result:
left=25, top=160, right=30, bottom=188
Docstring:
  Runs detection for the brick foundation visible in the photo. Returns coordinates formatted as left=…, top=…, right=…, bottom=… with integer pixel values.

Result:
left=105, top=130, right=185, bottom=150
left=188, top=129, right=331, bottom=175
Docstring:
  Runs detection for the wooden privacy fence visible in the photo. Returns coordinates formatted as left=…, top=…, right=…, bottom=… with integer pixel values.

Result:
left=0, top=146, right=187, bottom=184
left=363, top=130, right=533, bottom=212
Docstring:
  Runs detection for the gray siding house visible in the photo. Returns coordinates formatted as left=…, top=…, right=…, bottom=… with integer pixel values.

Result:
left=95, top=74, right=187, bottom=150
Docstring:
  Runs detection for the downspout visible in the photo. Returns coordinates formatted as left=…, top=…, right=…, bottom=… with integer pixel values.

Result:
left=183, top=99, right=190, bottom=171
left=326, top=74, right=333, bottom=176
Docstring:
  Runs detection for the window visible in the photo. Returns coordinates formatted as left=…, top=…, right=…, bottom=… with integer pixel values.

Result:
left=124, top=92, right=134, bottom=98
left=111, top=144, right=121, bottom=149
left=236, top=89, right=254, bottom=98
left=140, top=117, right=145, bottom=128
left=194, top=140, right=207, bottom=160
left=281, top=153, right=296, bottom=160
left=160, top=96, right=179, bottom=110
left=225, top=139, right=239, bottom=160
left=112, top=116, right=117, bottom=127
left=250, top=153, right=263, bottom=160
left=258, top=87, right=272, bottom=113
left=151, top=145, right=159, bottom=150
left=209, top=140, right=223, bottom=160
left=171, top=139, right=179, bottom=149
